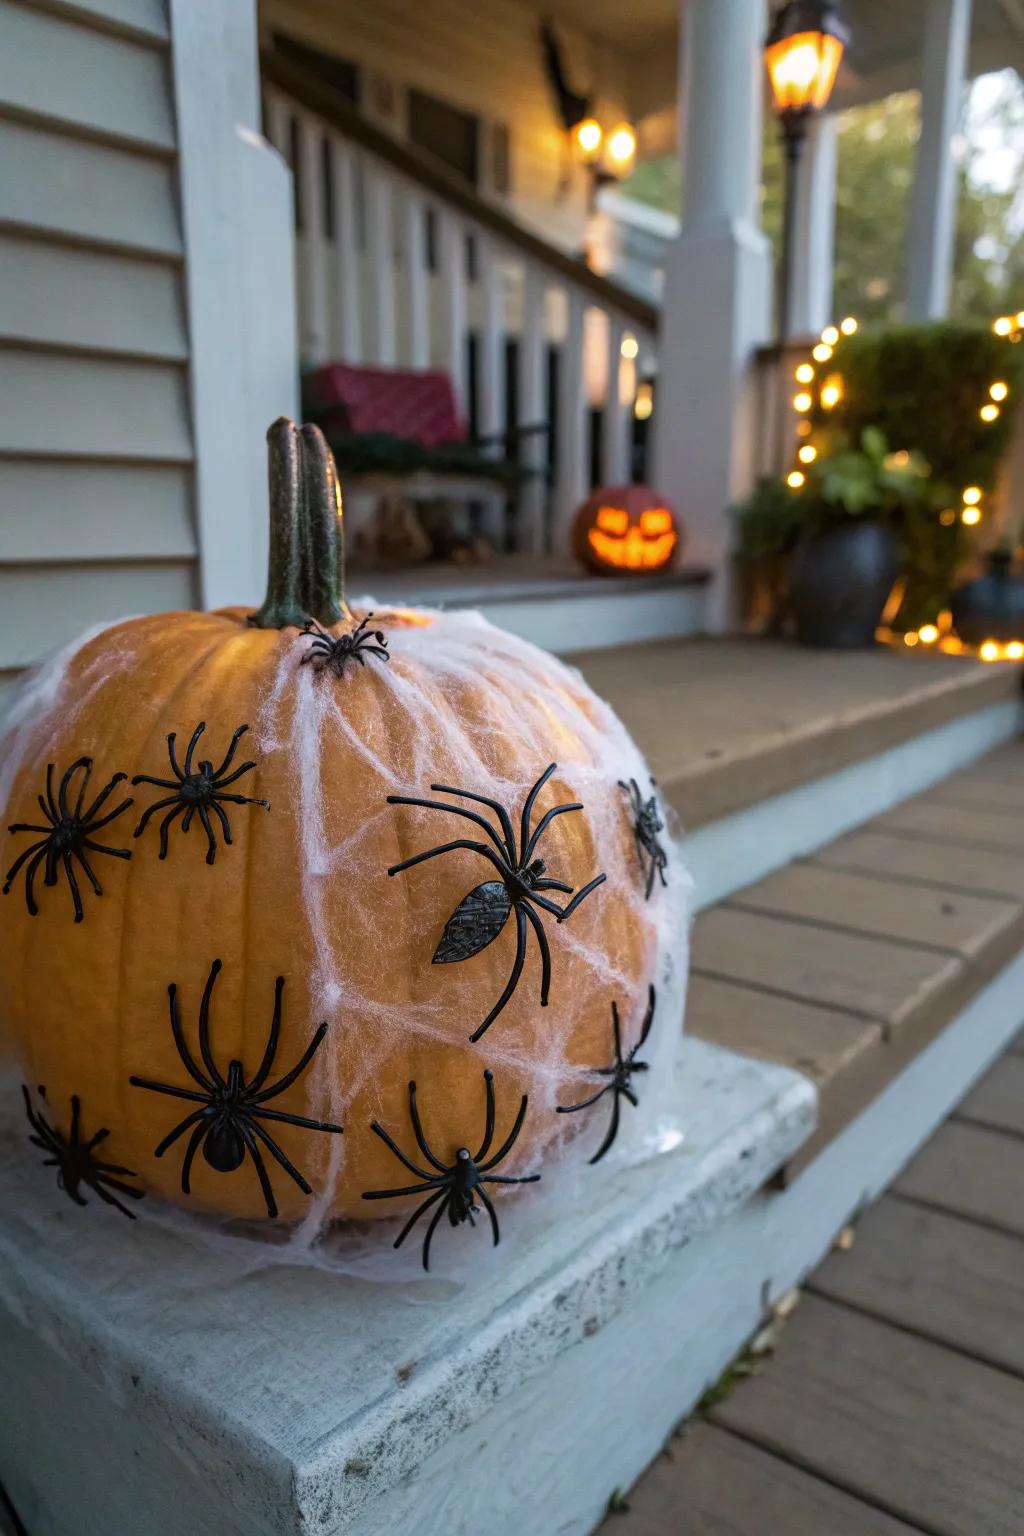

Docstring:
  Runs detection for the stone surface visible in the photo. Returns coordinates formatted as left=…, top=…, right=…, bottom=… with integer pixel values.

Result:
left=0, top=1038, right=815, bottom=1535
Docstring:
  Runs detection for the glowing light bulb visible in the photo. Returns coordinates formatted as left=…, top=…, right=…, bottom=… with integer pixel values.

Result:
left=1017, top=311, right=1024, bottom=327
left=903, top=631, right=919, bottom=647
left=994, top=317, right=1012, bottom=336
left=980, top=640, right=1000, bottom=662
left=796, top=419, right=812, bottom=437
left=787, top=470, right=806, bottom=489
left=575, top=118, right=602, bottom=157
left=962, top=486, right=982, bottom=505
left=606, top=124, right=637, bottom=169
left=812, top=343, right=833, bottom=362
left=918, top=624, right=939, bottom=644
left=798, top=444, right=817, bottom=464
left=821, top=325, right=840, bottom=345
left=840, top=317, right=858, bottom=335
left=1007, top=641, right=1024, bottom=661
left=820, top=377, right=842, bottom=409
left=990, top=381, right=1009, bottom=401
left=961, top=506, right=982, bottom=526
left=980, top=403, right=1000, bottom=422
left=793, top=391, right=813, bottom=412
left=620, top=334, right=639, bottom=360
left=634, top=390, right=653, bottom=421
left=795, top=363, right=815, bottom=383
left=939, top=508, right=956, bottom=525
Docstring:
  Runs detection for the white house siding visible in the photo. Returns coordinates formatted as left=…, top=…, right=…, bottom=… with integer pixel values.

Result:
left=258, top=0, right=632, bottom=255
left=0, top=0, right=198, bottom=698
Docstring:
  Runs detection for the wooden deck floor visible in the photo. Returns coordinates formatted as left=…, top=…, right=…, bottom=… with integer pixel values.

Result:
left=601, top=1029, right=1024, bottom=1536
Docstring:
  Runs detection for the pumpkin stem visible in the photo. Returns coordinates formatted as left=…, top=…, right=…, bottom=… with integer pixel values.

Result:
left=249, top=418, right=348, bottom=629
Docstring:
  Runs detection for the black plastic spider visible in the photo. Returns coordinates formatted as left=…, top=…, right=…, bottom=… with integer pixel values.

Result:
left=3, top=757, right=133, bottom=923
left=557, top=985, right=656, bottom=1164
left=362, top=1069, right=540, bottom=1271
left=387, top=763, right=607, bottom=1042
left=300, top=612, right=389, bottom=676
left=620, top=777, right=668, bottom=900
left=132, top=721, right=269, bottom=865
left=129, top=960, right=343, bottom=1218
left=22, top=1084, right=144, bottom=1219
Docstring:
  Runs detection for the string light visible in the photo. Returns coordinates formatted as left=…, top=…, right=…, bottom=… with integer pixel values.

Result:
left=918, top=624, right=939, bottom=644
left=795, top=363, right=815, bottom=383
left=786, top=470, right=806, bottom=489
left=793, top=391, right=813, bottom=412
left=939, top=508, right=956, bottom=525
left=820, top=378, right=842, bottom=409
left=990, top=381, right=1009, bottom=401
left=994, top=316, right=1013, bottom=337
left=821, top=325, right=840, bottom=345
left=961, top=505, right=982, bottom=526
left=962, top=486, right=982, bottom=504
left=980, top=640, right=1000, bottom=662
left=796, top=418, right=813, bottom=437
left=812, top=343, right=833, bottom=362
left=798, top=444, right=817, bottom=463
left=903, top=631, right=919, bottom=647
left=840, top=316, right=858, bottom=335
left=1008, top=642, right=1024, bottom=661
left=620, top=334, right=639, bottom=360
left=980, top=403, right=1000, bottom=422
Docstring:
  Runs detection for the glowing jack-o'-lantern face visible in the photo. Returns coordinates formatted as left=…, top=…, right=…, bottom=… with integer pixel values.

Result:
left=572, top=485, right=681, bottom=575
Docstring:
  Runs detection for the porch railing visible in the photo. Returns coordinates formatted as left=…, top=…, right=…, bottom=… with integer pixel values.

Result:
left=260, top=51, right=659, bottom=555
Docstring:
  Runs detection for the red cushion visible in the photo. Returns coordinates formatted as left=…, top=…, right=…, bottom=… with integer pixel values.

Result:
left=305, top=363, right=468, bottom=447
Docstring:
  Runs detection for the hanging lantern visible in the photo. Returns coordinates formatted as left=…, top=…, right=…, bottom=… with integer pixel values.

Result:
left=572, top=486, right=682, bottom=575
left=764, top=0, right=848, bottom=130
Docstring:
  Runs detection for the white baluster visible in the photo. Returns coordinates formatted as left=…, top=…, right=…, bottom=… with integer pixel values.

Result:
left=438, top=213, right=468, bottom=413
left=553, top=289, right=587, bottom=551
left=603, top=316, right=630, bottom=486
left=403, top=192, right=429, bottom=369
left=295, top=113, right=329, bottom=367
left=261, top=87, right=289, bottom=158
left=328, top=134, right=361, bottom=362
left=518, top=267, right=548, bottom=555
left=365, top=168, right=396, bottom=366
left=477, top=237, right=506, bottom=446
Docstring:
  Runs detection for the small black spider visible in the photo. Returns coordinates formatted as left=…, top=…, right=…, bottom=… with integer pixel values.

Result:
left=362, top=1069, right=540, bottom=1271
left=387, top=763, right=607, bottom=1041
left=620, top=777, right=668, bottom=900
left=132, top=721, right=269, bottom=865
left=557, top=986, right=656, bottom=1164
left=300, top=612, right=389, bottom=676
left=22, top=1084, right=144, bottom=1219
left=129, top=960, right=343, bottom=1218
left=3, top=757, right=133, bottom=923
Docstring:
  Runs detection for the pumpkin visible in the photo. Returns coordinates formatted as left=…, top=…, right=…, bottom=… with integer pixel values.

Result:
left=572, top=485, right=681, bottom=575
left=0, top=422, right=682, bottom=1246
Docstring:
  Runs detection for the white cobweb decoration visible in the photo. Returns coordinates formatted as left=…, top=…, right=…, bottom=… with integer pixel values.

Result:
left=0, top=600, right=693, bottom=1290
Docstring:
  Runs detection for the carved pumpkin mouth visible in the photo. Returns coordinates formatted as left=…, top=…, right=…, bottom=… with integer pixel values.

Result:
left=586, top=526, right=678, bottom=570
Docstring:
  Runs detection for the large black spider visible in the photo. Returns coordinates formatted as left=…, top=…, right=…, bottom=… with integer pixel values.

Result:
left=22, top=1084, right=144, bottom=1219
left=132, top=721, right=269, bottom=865
left=300, top=612, right=389, bottom=676
left=362, top=1070, right=540, bottom=1271
left=3, top=757, right=133, bottom=923
left=620, top=777, right=668, bottom=900
left=387, top=763, right=607, bottom=1042
left=129, top=960, right=343, bottom=1218
left=557, top=986, right=656, bottom=1164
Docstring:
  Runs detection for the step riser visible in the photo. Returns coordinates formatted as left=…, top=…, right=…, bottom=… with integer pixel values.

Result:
left=465, top=585, right=708, bottom=656
left=683, top=698, right=1024, bottom=911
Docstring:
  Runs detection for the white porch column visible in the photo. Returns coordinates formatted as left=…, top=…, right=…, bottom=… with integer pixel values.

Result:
left=789, top=114, right=839, bottom=336
left=652, top=0, right=772, bottom=629
left=906, top=0, right=972, bottom=320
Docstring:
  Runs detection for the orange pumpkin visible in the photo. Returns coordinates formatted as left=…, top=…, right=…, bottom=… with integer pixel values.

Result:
left=0, top=422, right=671, bottom=1242
left=573, top=485, right=681, bottom=575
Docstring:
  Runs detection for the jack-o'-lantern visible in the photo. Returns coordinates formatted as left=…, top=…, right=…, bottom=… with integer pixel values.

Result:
left=0, top=422, right=686, bottom=1266
left=573, top=485, right=681, bottom=575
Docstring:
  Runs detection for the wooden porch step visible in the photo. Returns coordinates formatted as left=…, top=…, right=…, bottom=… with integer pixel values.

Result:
left=688, top=736, right=1024, bottom=1180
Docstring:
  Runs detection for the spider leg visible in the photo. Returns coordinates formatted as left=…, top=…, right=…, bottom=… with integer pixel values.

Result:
left=3, top=837, right=48, bottom=893
left=480, top=1172, right=541, bottom=1186
left=362, top=645, right=389, bottom=660
left=407, top=1082, right=449, bottom=1173
left=182, top=806, right=196, bottom=834
left=246, top=1117, right=313, bottom=1195
left=72, top=846, right=102, bottom=897
left=421, top=1193, right=450, bottom=1271
left=386, top=795, right=511, bottom=861
left=134, top=795, right=181, bottom=847
left=589, top=1093, right=621, bottom=1165
left=44, top=762, right=60, bottom=822
left=248, top=975, right=283, bottom=1092
left=212, top=760, right=259, bottom=790
left=477, top=1090, right=530, bottom=1171
left=428, top=784, right=517, bottom=862
left=61, top=851, right=85, bottom=924
left=521, top=901, right=551, bottom=1008
left=197, top=960, right=225, bottom=1088
left=387, top=838, right=508, bottom=879
left=206, top=798, right=232, bottom=851
left=248, top=1103, right=344, bottom=1133
left=168, top=979, right=217, bottom=1091
left=163, top=732, right=185, bottom=782
left=197, top=804, right=218, bottom=865
left=362, top=1179, right=440, bottom=1200
left=522, top=801, right=584, bottom=863
left=83, top=796, right=134, bottom=834
left=80, top=839, right=131, bottom=863
left=80, top=772, right=130, bottom=827
left=519, top=763, right=557, bottom=856
left=477, top=1184, right=501, bottom=1248
left=209, top=790, right=270, bottom=809
left=131, top=773, right=180, bottom=791
left=621, top=1087, right=640, bottom=1109
left=368, top=1120, right=435, bottom=1181
left=474, top=1069, right=496, bottom=1163
left=44, top=844, right=59, bottom=888
left=531, top=877, right=573, bottom=894
left=556, top=1082, right=612, bottom=1115
left=636, top=984, right=657, bottom=1051
left=90, top=1178, right=142, bottom=1220
left=21, top=1086, right=49, bottom=1140
left=552, top=873, right=608, bottom=922
left=611, top=1001, right=623, bottom=1066
left=35, top=797, right=57, bottom=825
left=129, top=1077, right=212, bottom=1107
left=22, top=847, right=49, bottom=915
left=59, top=758, right=91, bottom=821
left=390, top=1187, right=446, bottom=1251
left=644, top=851, right=655, bottom=901
left=469, top=904, right=527, bottom=1043
left=151, top=1105, right=212, bottom=1158
left=209, top=724, right=249, bottom=780
left=183, top=722, right=206, bottom=777
left=250, top=1019, right=330, bottom=1103
left=179, top=1120, right=209, bottom=1195
left=237, top=1124, right=278, bottom=1217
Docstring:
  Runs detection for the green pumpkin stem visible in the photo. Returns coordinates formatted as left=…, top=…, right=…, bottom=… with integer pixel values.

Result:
left=250, top=418, right=347, bottom=629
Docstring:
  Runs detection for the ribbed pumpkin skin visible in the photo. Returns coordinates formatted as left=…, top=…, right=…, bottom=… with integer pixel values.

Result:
left=0, top=606, right=656, bottom=1222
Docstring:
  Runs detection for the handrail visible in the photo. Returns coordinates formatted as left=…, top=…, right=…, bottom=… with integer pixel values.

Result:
left=260, top=48, right=660, bottom=333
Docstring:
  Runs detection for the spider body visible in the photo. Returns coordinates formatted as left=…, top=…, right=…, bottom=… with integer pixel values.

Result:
left=3, top=757, right=133, bottom=923
left=300, top=612, right=389, bottom=676
left=620, top=777, right=668, bottom=900
left=362, top=1070, right=540, bottom=1270
left=387, top=763, right=607, bottom=1040
left=132, top=721, right=269, bottom=865
left=557, top=986, right=656, bottom=1163
left=22, top=1085, right=144, bottom=1218
left=129, top=960, right=343, bottom=1218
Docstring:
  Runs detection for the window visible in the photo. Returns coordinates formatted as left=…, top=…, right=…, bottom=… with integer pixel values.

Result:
left=272, top=33, right=360, bottom=103
left=407, top=89, right=480, bottom=187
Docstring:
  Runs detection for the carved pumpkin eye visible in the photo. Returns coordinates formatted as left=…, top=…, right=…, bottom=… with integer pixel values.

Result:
left=640, top=508, right=673, bottom=536
left=596, top=507, right=630, bottom=535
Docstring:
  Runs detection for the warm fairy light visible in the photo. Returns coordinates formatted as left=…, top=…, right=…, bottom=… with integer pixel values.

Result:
left=962, top=486, right=982, bottom=504
left=939, top=508, right=956, bottom=525
left=821, top=325, right=840, bottom=345
left=1008, top=641, right=1024, bottom=660
left=918, top=624, right=939, bottom=644
left=787, top=470, right=806, bottom=489
left=980, top=640, right=1000, bottom=662
left=793, top=391, right=813, bottom=412
left=820, top=375, right=842, bottom=409
left=961, top=506, right=982, bottom=526
left=990, top=381, right=1009, bottom=401
left=621, top=333, right=639, bottom=361
left=840, top=316, right=858, bottom=335
left=634, top=384, right=653, bottom=421
left=1018, top=310, right=1024, bottom=327
left=980, top=403, right=1000, bottom=422
left=903, top=631, right=919, bottom=647
left=795, top=363, right=815, bottom=383
left=994, top=316, right=1012, bottom=336
left=575, top=118, right=603, bottom=158
left=796, top=418, right=813, bottom=437
left=798, top=444, right=817, bottom=463
left=812, top=343, right=833, bottom=362
left=606, top=124, right=637, bottom=170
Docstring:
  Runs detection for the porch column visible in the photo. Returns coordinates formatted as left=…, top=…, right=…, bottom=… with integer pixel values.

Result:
left=653, top=0, right=772, bottom=630
left=789, top=114, right=839, bottom=337
left=906, top=0, right=972, bottom=320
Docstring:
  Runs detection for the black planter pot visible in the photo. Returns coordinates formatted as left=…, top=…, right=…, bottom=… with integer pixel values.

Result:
left=790, top=522, right=898, bottom=649
left=950, top=550, right=1024, bottom=645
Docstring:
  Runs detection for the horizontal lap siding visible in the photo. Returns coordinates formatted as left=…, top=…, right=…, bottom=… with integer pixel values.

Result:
left=0, top=0, right=198, bottom=685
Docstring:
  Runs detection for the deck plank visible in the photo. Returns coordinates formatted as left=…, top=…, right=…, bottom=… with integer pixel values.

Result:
left=810, top=1197, right=1024, bottom=1376
left=713, top=1293, right=1024, bottom=1536
left=894, top=1121, right=1024, bottom=1238
left=955, top=1055, right=1024, bottom=1136
left=814, top=828, right=1024, bottom=902
left=604, top=1421, right=919, bottom=1535
left=875, top=798, right=1024, bottom=855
